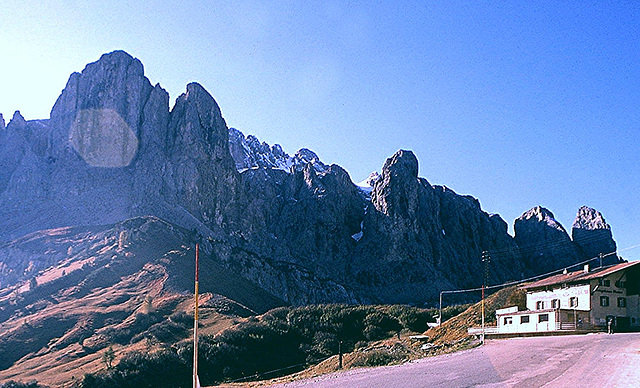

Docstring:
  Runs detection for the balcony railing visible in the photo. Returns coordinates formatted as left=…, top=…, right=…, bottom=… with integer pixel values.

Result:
left=467, top=326, right=498, bottom=335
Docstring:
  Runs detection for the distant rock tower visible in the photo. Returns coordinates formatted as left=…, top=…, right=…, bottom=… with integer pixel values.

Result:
left=572, top=206, right=619, bottom=266
left=514, top=206, right=582, bottom=275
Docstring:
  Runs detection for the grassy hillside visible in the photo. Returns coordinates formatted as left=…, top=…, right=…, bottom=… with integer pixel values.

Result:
left=77, top=304, right=433, bottom=387
left=426, top=286, right=525, bottom=345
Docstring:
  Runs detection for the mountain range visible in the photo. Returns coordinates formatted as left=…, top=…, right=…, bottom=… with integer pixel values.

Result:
left=0, top=50, right=621, bottom=384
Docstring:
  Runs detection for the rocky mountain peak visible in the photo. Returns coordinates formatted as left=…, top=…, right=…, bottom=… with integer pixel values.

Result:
left=170, top=82, right=228, bottom=154
left=183, top=82, right=223, bottom=121
left=517, top=206, right=566, bottom=232
left=293, top=148, right=317, bottom=163
left=514, top=206, right=581, bottom=274
left=293, top=148, right=327, bottom=173
left=355, top=171, right=381, bottom=195
left=48, top=50, right=153, bottom=162
left=51, top=50, right=151, bottom=123
left=371, top=149, right=423, bottom=218
left=228, top=128, right=291, bottom=171
left=572, top=206, right=610, bottom=230
left=382, top=149, right=418, bottom=180
left=227, top=127, right=328, bottom=174
left=572, top=206, right=618, bottom=264
left=7, top=111, right=26, bottom=129
left=0, top=113, right=5, bottom=130
left=0, top=50, right=623, bottom=337
left=364, top=171, right=381, bottom=186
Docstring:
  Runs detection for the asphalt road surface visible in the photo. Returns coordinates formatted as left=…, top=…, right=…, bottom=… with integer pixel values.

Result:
left=274, top=333, right=640, bottom=387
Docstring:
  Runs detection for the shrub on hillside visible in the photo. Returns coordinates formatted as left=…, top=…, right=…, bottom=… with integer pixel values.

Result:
left=1, top=382, right=48, bottom=388
left=81, top=304, right=436, bottom=387
left=351, top=349, right=401, bottom=367
left=80, top=349, right=191, bottom=388
left=389, top=306, right=434, bottom=332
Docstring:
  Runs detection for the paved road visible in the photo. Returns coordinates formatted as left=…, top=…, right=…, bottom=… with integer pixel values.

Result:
left=274, top=333, right=640, bottom=387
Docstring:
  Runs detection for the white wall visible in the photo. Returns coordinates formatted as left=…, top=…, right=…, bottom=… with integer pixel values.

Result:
left=526, top=284, right=590, bottom=312
left=497, top=311, right=558, bottom=333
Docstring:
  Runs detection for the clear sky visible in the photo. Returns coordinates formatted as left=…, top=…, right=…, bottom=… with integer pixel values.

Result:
left=1, top=1, right=639, bottom=260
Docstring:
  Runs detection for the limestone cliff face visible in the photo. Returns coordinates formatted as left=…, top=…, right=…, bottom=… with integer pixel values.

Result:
left=514, top=206, right=622, bottom=274
left=349, top=150, right=524, bottom=302
left=49, top=50, right=153, bottom=163
left=228, top=127, right=328, bottom=174
left=163, top=82, right=241, bottom=229
left=514, top=206, right=582, bottom=274
left=0, top=51, right=355, bottom=306
left=0, top=51, right=620, bottom=307
left=572, top=206, right=619, bottom=265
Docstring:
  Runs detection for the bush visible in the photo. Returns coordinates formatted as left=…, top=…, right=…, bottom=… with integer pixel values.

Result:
left=1, top=381, right=48, bottom=388
left=363, top=312, right=402, bottom=341
left=394, top=307, right=434, bottom=332
left=81, top=349, right=191, bottom=388
left=351, top=349, right=401, bottom=367
left=82, top=303, right=435, bottom=386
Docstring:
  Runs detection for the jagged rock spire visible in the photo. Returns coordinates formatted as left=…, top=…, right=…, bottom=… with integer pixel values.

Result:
left=7, top=111, right=26, bottom=129
left=572, top=206, right=611, bottom=230
left=514, top=206, right=582, bottom=274
left=49, top=50, right=153, bottom=162
left=372, top=149, right=421, bottom=217
left=572, top=206, right=618, bottom=265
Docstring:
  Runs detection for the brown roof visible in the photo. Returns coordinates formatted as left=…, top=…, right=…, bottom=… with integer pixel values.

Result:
left=522, top=261, right=640, bottom=290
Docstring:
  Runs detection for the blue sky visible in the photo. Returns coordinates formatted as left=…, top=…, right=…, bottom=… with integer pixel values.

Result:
left=1, top=1, right=639, bottom=260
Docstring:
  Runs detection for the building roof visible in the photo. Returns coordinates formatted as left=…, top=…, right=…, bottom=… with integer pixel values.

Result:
left=522, top=261, right=640, bottom=290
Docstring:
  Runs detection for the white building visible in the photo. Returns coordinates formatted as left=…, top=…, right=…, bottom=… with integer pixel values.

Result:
left=496, top=261, right=640, bottom=334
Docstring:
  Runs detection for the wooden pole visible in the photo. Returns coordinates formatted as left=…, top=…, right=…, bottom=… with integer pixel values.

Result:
left=193, top=244, right=199, bottom=388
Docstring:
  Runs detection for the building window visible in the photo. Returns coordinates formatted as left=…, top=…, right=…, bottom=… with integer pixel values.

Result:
left=599, top=278, right=611, bottom=287
left=569, top=297, right=578, bottom=307
left=618, top=297, right=627, bottom=308
left=504, top=317, right=513, bottom=325
left=600, top=296, right=610, bottom=307
left=539, top=314, right=549, bottom=323
left=615, top=280, right=626, bottom=288
left=551, top=299, right=560, bottom=309
left=536, top=301, right=545, bottom=310
left=521, top=315, right=530, bottom=324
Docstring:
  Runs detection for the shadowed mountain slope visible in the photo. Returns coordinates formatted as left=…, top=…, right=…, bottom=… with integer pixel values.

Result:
left=0, top=51, right=621, bottom=386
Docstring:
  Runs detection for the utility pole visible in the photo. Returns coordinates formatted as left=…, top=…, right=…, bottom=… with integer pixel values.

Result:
left=193, top=244, right=200, bottom=388
left=438, top=291, right=443, bottom=327
left=338, top=340, right=343, bottom=369
left=599, top=252, right=603, bottom=268
left=481, top=251, right=491, bottom=345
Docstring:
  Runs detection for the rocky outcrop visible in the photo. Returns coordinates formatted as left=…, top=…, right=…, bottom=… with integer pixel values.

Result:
left=514, top=206, right=583, bottom=274
left=348, top=150, right=524, bottom=302
left=0, top=51, right=619, bottom=309
left=228, top=127, right=328, bottom=173
left=164, top=82, right=241, bottom=229
left=229, top=127, right=291, bottom=171
left=0, top=51, right=357, bottom=306
left=572, top=206, right=619, bottom=265
left=514, top=206, right=621, bottom=274
left=50, top=50, right=153, bottom=163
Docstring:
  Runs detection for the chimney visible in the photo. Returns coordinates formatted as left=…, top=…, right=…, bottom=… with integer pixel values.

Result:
left=583, top=264, right=590, bottom=273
